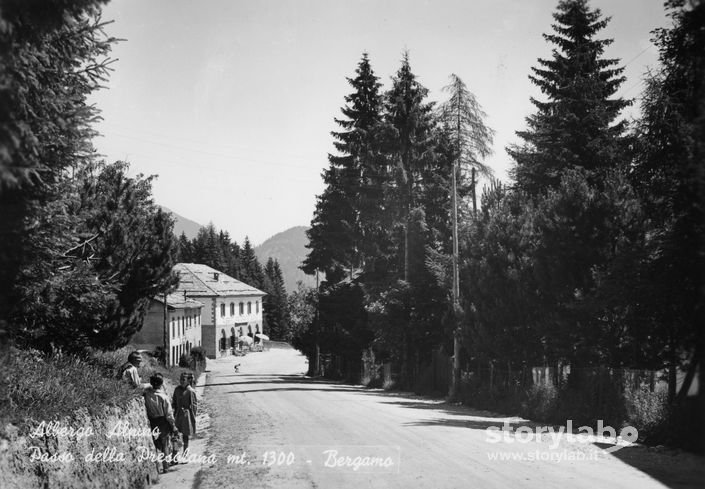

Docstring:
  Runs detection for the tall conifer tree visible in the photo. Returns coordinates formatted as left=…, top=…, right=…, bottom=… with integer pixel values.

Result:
left=240, top=236, right=264, bottom=289
left=508, top=0, right=630, bottom=195
left=304, top=53, right=384, bottom=279
left=263, top=258, right=289, bottom=340
left=177, top=232, right=193, bottom=262
left=380, top=53, right=439, bottom=387
left=438, top=74, right=495, bottom=214
left=634, top=0, right=704, bottom=415
left=383, top=52, right=437, bottom=282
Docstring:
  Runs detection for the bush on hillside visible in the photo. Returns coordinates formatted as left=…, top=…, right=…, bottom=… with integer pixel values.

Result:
left=1, top=348, right=136, bottom=431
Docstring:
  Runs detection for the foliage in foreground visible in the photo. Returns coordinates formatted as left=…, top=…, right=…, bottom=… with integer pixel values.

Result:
left=1, top=347, right=136, bottom=429
left=11, top=161, right=179, bottom=353
left=1, top=1, right=179, bottom=353
left=0, top=346, right=202, bottom=432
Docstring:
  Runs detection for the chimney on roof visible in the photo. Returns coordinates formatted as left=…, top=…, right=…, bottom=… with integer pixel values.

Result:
left=213, top=272, right=219, bottom=281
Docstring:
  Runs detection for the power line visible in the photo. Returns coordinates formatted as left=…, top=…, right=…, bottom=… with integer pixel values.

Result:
left=100, top=130, right=323, bottom=170
left=98, top=120, right=325, bottom=163
left=623, top=45, right=655, bottom=67
left=93, top=144, right=324, bottom=185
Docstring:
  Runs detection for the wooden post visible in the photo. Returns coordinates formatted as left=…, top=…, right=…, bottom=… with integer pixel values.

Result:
left=163, top=292, right=168, bottom=366
left=490, top=361, right=494, bottom=393
left=449, top=147, right=461, bottom=400
left=314, top=270, right=320, bottom=377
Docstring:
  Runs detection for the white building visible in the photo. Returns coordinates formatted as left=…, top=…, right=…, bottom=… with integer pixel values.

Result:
left=174, top=263, right=266, bottom=359
left=132, top=293, right=204, bottom=367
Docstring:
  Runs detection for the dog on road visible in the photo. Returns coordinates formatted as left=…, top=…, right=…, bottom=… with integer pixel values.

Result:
left=233, top=363, right=241, bottom=372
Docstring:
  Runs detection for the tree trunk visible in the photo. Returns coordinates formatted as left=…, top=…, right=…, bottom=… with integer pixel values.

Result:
left=471, top=167, right=477, bottom=216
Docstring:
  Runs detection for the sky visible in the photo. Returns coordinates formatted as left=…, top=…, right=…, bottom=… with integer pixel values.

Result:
left=89, top=0, right=670, bottom=245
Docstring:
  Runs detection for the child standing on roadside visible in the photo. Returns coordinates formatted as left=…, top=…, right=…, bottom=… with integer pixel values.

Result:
left=172, top=372, right=198, bottom=459
left=143, top=373, right=176, bottom=473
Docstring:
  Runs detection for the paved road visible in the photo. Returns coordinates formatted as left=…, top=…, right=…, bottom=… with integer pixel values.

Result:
left=192, top=346, right=703, bottom=489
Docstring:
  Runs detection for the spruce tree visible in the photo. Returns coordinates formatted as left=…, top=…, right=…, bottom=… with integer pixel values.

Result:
left=240, top=236, right=265, bottom=289
left=383, top=52, right=437, bottom=282
left=381, top=53, right=439, bottom=387
left=303, top=53, right=384, bottom=279
left=192, top=224, right=226, bottom=272
left=177, top=232, right=193, bottom=262
left=508, top=0, right=630, bottom=195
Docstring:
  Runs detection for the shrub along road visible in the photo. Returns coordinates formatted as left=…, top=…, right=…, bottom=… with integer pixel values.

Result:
left=186, top=346, right=703, bottom=489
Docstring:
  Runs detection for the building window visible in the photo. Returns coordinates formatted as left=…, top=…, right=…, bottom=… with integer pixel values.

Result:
left=239, top=302, right=244, bottom=315
left=220, top=303, right=225, bottom=317
left=256, top=301, right=259, bottom=313
left=171, top=318, right=175, bottom=338
left=247, top=302, right=252, bottom=314
left=229, top=303, right=234, bottom=316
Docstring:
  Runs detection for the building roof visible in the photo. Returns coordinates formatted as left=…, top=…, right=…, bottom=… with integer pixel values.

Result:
left=174, top=263, right=266, bottom=298
left=153, top=293, right=204, bottom=310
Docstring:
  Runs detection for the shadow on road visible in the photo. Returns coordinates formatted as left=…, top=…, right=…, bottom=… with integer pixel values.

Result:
left=405, top=418, right=510, bottom=430
left=203, top=374, right=355, bottom=388
left=223, top=386, right=371, bottom=394
left=204, top=369, right=705, bottom=489
left=606, top=445, right=705, bottom=489
left=381, top=397, right=705, bottom=489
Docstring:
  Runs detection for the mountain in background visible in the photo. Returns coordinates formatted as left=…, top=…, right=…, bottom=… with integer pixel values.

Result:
left=162, top=207, right=314, bottom=293
left=162, top=206, right=203, bottom=240
left=255, top=226, right=316, bottom=293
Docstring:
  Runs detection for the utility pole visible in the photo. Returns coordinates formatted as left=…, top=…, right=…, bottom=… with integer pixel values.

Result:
left=163, top=292, right=168, bottom=367
left=440, top=73, right=493, bottom=401
left=315, top=269, right=320, bottom=377
left=449, top=149, right=461, bottom=400
left=448, top=83, right=463, bottom=401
